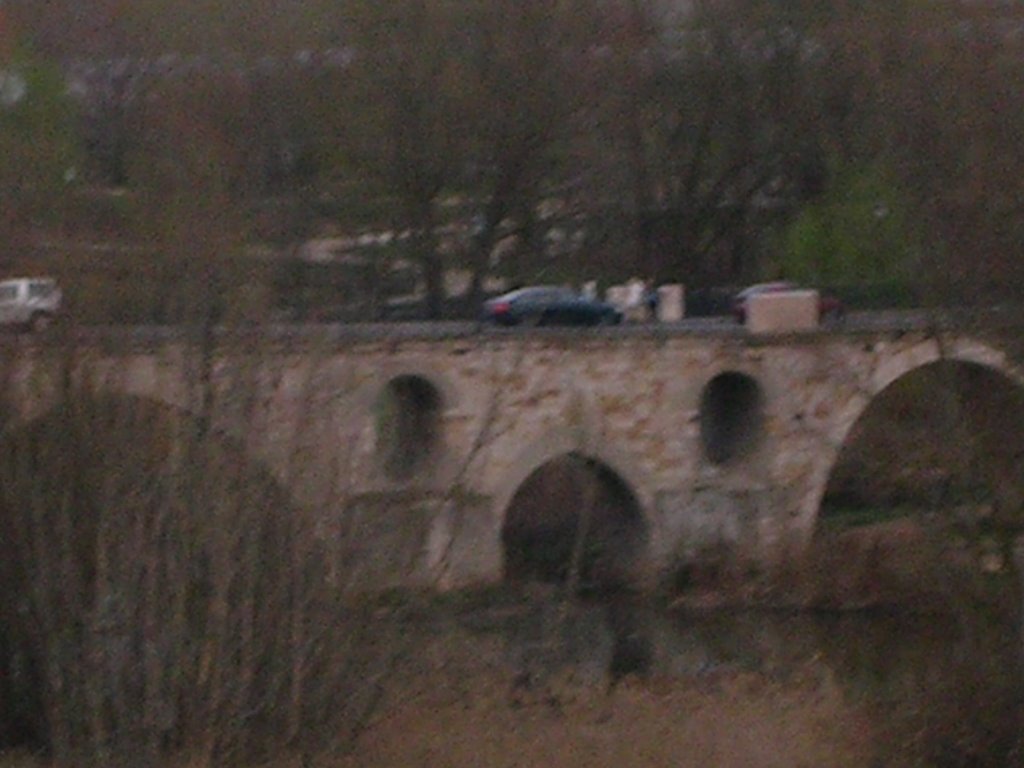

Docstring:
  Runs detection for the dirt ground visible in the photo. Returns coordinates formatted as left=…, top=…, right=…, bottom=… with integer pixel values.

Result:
left=0, top=668, right=880, bottom=768
left=5, top=549, right=1017, bottom=768
left=330, top=664, right=877, bottom=768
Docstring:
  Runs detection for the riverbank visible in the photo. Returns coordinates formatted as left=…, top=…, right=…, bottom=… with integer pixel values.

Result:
left=0, top=668, right=877, bottom=768
left=2, top=588, right=1020, bottom=768
left=334, top=663, right=875, bottom=768
left=4, top=511, right=1022, bottom=768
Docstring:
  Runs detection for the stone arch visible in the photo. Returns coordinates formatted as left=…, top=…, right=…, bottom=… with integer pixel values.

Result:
left=0, top=392, right=293, bottom=511
left=494, top=426, right=652, bottom=532
left=868, top=336, right=1020, bottom=394
left=803, top=337, right=1024, bottom=540
left=499, top=440, right=649, bottom=592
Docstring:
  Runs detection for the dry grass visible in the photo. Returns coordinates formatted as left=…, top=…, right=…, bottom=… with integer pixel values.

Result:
left=0, top=661, right=881, bottom=768
left=328, top=663, right=876, bottom=768
left=0, top=751, right=46, bottom=768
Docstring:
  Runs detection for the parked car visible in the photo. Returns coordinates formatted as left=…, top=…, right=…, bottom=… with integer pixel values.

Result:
left=0, top=277, right=62, bottom=331
left=482, top=285, right=623, bottom=327
left=731, top=281, right=844, bottom=324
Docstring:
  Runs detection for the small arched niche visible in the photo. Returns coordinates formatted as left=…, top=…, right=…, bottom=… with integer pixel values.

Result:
left=375, top=375, right=443, bottom=481
left=501, top=452, right=647, bottom=593
left=700, top=371, right=765, bottom=465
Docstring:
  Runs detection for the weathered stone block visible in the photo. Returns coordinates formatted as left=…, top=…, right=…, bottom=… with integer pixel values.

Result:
left=747, top=290, right=818, bottom=333
left=605, top=284, right=629, bottom=310
left=656, top=284, right=685, bottom=322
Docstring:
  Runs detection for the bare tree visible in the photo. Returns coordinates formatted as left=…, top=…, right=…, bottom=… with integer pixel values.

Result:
left=0, top=48, right=79, bottom=268
left=323, top=0, right=474, bottom=318
left=568, top=0, right=821, bottom=283
left=458, top=0, right=596, bottom=302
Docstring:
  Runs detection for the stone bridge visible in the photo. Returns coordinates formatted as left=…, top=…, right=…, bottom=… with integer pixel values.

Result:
left=1, top=317, right=1021, bottom=592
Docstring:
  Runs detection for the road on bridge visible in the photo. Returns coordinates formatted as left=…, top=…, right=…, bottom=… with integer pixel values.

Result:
left=0, top=308, right=988, bottom=346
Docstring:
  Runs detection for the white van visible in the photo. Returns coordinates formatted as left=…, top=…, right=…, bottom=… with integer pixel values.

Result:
left=0, top=278, right=62, bottom=331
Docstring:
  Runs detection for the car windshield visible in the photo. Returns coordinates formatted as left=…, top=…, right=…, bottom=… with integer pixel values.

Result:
left=0, top=284, right=18, bottom=301
left=737, top=282, right=796, bottom=299
left=29, top=281, right=55, bottom=298
left=506, top=286, right=574, bottom=302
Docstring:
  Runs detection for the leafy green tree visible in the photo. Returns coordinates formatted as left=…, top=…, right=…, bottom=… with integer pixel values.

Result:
left=786, top=0, right=1024, bottom=305
left=0, top=49, right=81, bottom=263
left=778, top=163, right=919, bottom=284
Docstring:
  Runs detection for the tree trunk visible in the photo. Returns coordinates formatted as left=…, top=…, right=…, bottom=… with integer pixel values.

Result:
left=404, top=197, right=444, bottom=318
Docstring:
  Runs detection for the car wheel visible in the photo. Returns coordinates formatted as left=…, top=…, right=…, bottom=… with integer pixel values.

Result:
left=822, top=307, right=845, bottom=326
left=28, top=313, right=53, bottom=332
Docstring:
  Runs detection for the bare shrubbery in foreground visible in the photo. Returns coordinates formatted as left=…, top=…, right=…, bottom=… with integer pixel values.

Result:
left=0, top=368, right=396, bottom=767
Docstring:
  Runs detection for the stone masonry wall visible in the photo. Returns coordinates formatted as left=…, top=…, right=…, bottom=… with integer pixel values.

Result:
left=0, top=326, right=1019, bottom=592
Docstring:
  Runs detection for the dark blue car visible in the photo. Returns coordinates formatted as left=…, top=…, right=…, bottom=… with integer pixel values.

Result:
left=482, top=286, right=623, bottom=327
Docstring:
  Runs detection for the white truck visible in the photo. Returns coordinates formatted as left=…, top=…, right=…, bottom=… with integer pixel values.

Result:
left=0, top=277, right=62, bottom=331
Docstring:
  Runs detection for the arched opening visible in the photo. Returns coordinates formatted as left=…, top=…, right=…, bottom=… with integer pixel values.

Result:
left=700, top=372, right=764, bottom=465
left=823, top=361, right=1024, bottom=528
left=802, top=360, right=1024, bottom=759
left=501, top=453, right=647, bottom=593
left=812, top=360, right=1024, bottom=610
left=375, top=375, right=443, bottom=481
